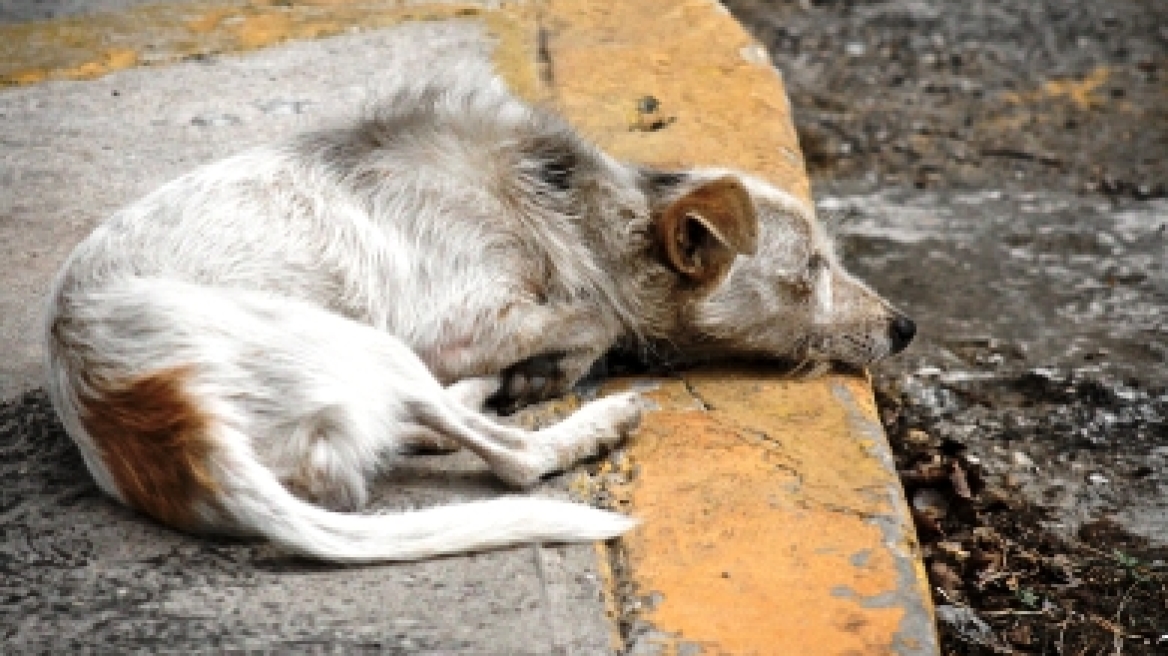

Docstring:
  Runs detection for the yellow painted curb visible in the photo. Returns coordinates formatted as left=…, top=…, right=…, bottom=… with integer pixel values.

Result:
left=540, top=0, right=809, bottom=202
left=540, top=1, right=936, bottom=653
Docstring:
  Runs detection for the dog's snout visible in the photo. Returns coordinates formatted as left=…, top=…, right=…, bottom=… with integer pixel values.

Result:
left=888, top=314, right=916, bottom=353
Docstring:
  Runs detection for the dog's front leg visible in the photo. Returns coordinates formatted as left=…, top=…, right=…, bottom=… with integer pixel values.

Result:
left=434, top=302, right=622, bottom=412
left=490, top=302, right=623, bottom=412
left=489, top=347, right=605, bottom=415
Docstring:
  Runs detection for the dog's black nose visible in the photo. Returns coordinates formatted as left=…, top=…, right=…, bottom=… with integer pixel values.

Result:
left=888, top=314, right=916, bottom=353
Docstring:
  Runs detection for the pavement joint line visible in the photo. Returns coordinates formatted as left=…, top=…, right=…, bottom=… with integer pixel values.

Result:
left=532, top=543, right=570, bottom=656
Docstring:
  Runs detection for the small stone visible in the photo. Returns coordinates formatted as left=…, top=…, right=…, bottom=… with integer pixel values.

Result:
left=929, top=561, right=963, bottom=592
left=936, top=541, right=969, bottom=561
left=912, top=488, right=949, bottom=520
left=1011, top=451, right=1035, bottom=469
left=935, top=605, right=997, bottom=647
left=1088, top=473, right=1109, bottom=485
left=845, top=42, right=866, bottom=57
left=904, top=428, right=932, bottom=446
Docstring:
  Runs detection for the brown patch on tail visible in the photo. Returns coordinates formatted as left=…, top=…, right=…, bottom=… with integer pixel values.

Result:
left=79, top=366, right=218, bottom=529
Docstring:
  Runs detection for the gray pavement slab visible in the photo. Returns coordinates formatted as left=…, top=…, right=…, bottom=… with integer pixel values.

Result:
left=0, top=0, right=131, bottom=23
left=1, top=19, right=614, bottom=653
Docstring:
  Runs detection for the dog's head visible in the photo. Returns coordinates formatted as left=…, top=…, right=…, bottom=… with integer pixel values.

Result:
left=644, top=171, right=915, bottom=373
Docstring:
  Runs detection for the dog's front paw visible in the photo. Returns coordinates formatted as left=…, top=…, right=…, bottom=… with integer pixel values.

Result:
left=587, top=391, right=645, bottom=445
left=489, top=352, right=573, bottom=414
left=544, top=391, right=644, bottom=473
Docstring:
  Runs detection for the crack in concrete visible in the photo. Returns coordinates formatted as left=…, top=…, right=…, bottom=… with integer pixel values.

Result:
left=677, top=374, right=713, bottom=411
left=796, top=498, right=887, bottom=522
left=532, top=543, right=571, bottom=656
left=735, top=427, right=805, bottom=489
left=570, top=452, right=644, bottom=653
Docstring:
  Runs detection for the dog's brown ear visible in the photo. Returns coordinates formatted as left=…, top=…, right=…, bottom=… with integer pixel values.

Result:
left=656, top=176, right=758, bottom=285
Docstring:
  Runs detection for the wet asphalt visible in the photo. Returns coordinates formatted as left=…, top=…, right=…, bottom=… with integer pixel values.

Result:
left=830, top=188, right=1167, bottom=543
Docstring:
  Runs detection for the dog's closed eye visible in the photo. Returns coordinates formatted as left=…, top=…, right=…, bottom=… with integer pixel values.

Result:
left=538, top=152, right=575, bottom=192
left=645, top=170, right=688, bottom=189
left=786, top=252, right=828, bottom=299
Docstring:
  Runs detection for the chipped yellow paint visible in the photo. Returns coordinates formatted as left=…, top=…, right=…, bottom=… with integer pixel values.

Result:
left=1043, top=65, right=1110, bottom=109
left=0, top=0, right=535, bottom=86
left=59, top=48, right=141, bottom=80
left=233, top=11, right=294, bottom=49
left=185, top=7, right=233, bottom=34
left=1001, top=65, right=1111, bottom=110
left=541, top=0, right=934, bottom=652
left=540, top=0, right=810, bottom=201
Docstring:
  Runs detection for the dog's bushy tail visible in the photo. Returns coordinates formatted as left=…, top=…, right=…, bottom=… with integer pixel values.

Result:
left=216, top=438, right=634, bottom=562
left=46, top=354, right=634, bottom=562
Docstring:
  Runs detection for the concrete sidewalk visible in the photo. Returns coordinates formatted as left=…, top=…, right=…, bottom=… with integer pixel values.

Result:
left=1, top=1, right=936, bottom=653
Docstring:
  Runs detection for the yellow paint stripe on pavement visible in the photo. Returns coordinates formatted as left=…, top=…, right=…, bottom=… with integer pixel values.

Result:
left=0, top=0, right=535, bottom=86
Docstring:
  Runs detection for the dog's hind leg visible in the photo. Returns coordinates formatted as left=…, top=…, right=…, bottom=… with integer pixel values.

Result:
left=409, top=387, right=643, bottom=488
left=399, top=377, right=502, bottom=454
left=181, top=293, right=638, bottom=493
left=48, top=278, right=471, bottom=512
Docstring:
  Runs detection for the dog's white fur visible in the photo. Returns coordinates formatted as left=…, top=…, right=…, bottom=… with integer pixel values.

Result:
left=44, top=66, right=912, bottom=562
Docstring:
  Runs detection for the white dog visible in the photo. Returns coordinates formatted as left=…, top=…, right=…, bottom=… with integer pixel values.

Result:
left=44, top=67, right=913, bottom=562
